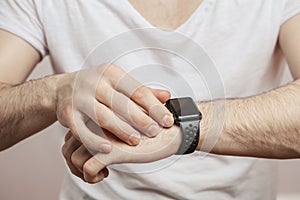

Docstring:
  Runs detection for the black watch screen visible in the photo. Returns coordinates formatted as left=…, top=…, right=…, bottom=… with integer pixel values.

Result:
left=165, top=97, right=202, bottom=155
left=166, top=97, right=202, bottom=124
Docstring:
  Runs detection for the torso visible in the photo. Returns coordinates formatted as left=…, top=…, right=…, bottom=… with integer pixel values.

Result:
left=128, top=0, right=203, bottom=30
left=37, top=1, right=288, bottom=198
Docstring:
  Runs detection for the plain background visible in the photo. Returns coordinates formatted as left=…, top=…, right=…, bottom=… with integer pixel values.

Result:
left=0, top=58, right=300, bottom=200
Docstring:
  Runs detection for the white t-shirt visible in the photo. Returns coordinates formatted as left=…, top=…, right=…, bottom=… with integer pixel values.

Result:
left=1, top=0, right=300, bottom=199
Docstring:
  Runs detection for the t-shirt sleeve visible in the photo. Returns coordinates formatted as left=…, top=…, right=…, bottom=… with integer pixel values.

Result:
left=0, top=0, right=47, bottom=57
left=281, top=0, right=300, bottom=25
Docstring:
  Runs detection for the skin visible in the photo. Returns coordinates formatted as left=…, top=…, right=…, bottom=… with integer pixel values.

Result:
left=0, top=30, right=57, bottom=150
left=62, top=2, right=300, bottom=184
left=0, top=30, right=174, bottom=152
left=128, top=0, right=203, bottom=30
left=1, top=0, right=300, bottom=184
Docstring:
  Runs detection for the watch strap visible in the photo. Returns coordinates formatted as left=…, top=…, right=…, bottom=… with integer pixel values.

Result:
left=176, top=120, right=200, bottom=155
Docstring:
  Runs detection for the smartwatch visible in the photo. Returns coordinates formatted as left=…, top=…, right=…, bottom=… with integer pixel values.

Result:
left=165, top=97, right=202, bottom=155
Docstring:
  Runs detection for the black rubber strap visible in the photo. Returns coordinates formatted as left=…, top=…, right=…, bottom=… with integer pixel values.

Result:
left=176, top=120, right=200, bottom=155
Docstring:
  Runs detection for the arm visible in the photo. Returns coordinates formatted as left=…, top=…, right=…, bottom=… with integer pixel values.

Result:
left=198, top=13, right=300, bottom=159
left=62, top=14, right=300, bottom=183
left=0, top=30, right=173, bottom=152
left=198, top=82, right=300, bottom=159
left=0, top=30, right=57, bottom=151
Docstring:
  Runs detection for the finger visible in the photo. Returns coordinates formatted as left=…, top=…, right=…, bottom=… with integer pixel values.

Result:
left=62, top=132, right=82, bottom=163
left=129, top=85, right=174, bottom=127
left=71, top=145, right=93, bottom=173
left=120, top=83, right=174, bottom=128
left=96, top=87, right=160, bottom=137
left=150, top=88, right=171, bottom=103
left=70, top=115, right=112, bottom=153
left=83, top=157, right=107, bottom=184
left=83, top=167, right=109, bottom=182
left=103, top=64, right=174, bottom=127
left=103, top=167, right=109, bottom=178
left=84, top=100, right=141, bottom=146
left=61, top=134, right=84, bottom=180
left=66, top=159, right=84, bottom=180
left=64, top=131, right=72, bottom=142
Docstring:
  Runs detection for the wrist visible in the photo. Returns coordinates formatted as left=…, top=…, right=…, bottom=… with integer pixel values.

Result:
left=196, top=101, right=211, bottom=151
left=160, top=126, right=182, bottom=155
left=52, top=72, right=76, bottom=112
left=33, top=75, right=60, bottom=113
left=138, top=126, right=182, bottom=156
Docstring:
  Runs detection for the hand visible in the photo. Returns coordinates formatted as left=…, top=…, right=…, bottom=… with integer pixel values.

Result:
left=55, top=63, right=174, bottom=153
left=61, top=132, right=106, bottom=181
left=62, top=123, right=181, bottom=184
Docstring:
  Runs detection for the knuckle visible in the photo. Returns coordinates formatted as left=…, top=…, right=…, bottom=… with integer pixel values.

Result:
left=97, top=63, right=110, bottom=74
left=61, top=144, right=70, bottom=159
left=131, top=114, right=150, bottom=128
left=95, top=114, right=104, bottom=126
left=96, top=82, right=110, bottom=99
left=131, top=90, right=143, bottom=100
left=98, top=117, right=111, bottom=128
left=71, top=153, right=80, bottom=167
left=83, top=163, right=97, bottom=177
left=95, top=108, right=110, bottom=127
left=64, top=131, right=72, bottom=142
left=132, top=87, right=148, bottom=100
left=102, top=63, right=116, bottom=76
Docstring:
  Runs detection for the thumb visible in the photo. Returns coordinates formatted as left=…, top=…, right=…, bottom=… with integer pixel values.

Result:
left=83, top=156, right=107, bottom=184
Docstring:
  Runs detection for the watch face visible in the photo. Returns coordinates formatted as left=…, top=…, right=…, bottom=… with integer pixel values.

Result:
left=166, top=97, right=202, bottom=122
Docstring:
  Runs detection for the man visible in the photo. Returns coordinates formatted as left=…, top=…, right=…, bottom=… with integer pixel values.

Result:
left=1, top=0, right=300, bottom=199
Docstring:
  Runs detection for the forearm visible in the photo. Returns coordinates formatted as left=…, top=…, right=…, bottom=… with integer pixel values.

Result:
left=197, top=79, right=300, bottom=159
left=0, top=76, right=58, bottom=151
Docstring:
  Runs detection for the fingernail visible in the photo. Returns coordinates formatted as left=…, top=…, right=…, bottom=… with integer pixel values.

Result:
left=129, top=132, right=141, bottom=145
left=163, top=115, right=174, bottom=127
left=97, top=172, right=104, bottom=180
left=147, top=124, right=159, bottom=137
left=100, top=144, right=112, bottom=153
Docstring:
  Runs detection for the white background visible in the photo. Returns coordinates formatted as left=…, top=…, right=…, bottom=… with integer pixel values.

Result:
left=0, top=58, right=299, bottom=200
